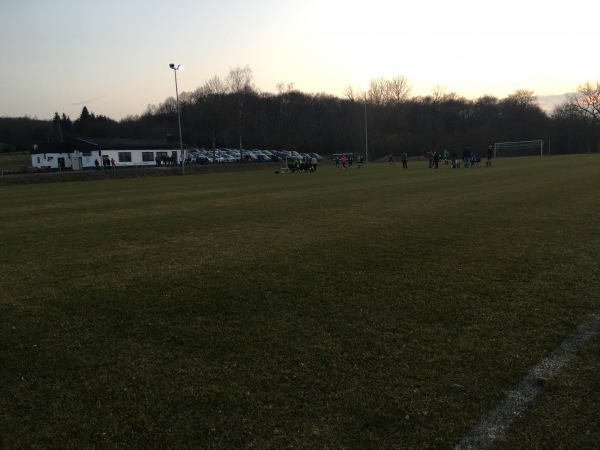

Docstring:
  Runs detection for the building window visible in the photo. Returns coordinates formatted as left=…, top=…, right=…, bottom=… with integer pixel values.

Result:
left=142, top=152, right=154, bottom=162
left=37, top=157, right=40, bottom=163
left=118, top=152, right=132, bottom=162
left=82, top=152, right=92, bottom=156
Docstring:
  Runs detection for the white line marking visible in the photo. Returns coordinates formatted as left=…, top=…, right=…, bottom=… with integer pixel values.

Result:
left=455, top=307, right=600, bottom=450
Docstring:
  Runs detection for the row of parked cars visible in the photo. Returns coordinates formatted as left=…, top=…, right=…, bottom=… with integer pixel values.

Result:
left=187, top=148, right=324, bottom=164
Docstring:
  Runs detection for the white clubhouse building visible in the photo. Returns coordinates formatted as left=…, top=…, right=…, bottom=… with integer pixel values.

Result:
left=31, top=138, right=185, bottom=171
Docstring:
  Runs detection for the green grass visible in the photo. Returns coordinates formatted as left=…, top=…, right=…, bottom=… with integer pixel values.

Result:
left=1, top=156, right=599, bottom=449
left=0, top=152, right=30, bottom=170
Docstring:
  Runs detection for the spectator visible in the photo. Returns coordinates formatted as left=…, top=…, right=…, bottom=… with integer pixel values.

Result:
left=463, top=146, right=471, bottom=168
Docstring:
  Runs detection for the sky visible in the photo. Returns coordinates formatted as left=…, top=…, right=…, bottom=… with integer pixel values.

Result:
left=0, top=0, right=597, bottom=121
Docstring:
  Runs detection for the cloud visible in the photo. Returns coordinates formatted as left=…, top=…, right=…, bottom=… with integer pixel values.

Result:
left=537, top=93, right=570, bottom=113
left=71, top=94, right=110, bottom=107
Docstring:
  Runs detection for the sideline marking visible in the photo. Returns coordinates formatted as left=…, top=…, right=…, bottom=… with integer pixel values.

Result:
left=455, top=307, right=600, bottom=450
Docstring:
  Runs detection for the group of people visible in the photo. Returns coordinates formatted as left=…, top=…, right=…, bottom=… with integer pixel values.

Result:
left=388, top=153, right=409, bottom=168
left=334, top=154, right=366, bottom=169
left=422, top=146, right=493, bottom=169
left=94, top=158, right=116, bottom=170
left=155, top=154, right=178, bottom=166
left=460, top=145, right=494, bottom=168
left=288, top=156, right=319, bottom=172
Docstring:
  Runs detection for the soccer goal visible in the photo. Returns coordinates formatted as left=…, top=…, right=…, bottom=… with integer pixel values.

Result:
left=493, top=140, right=544, bottom=158
left=332, top=152, right=355, bottom=160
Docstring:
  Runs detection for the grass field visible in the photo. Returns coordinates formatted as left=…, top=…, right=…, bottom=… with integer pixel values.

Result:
left=0, top=152, right=30, bottom=170
left=1, top=155, right=599, bottom=449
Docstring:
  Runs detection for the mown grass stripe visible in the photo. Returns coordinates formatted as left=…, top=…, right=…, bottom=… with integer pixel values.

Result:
left=455, top=307, right=600, bottom=450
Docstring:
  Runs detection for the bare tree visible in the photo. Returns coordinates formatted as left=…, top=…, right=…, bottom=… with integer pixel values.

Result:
left=499, top=89, right=548, bottom=141
left=226, top=65, right=256, bottom=159
left=226, top=65, right=255, bottom=94
left=504, top=89, right=538, bottom=109
left=565, top=80, right=600, bottom=152
left=385, top=75, right=411, bottom=105
left=368, top=77, right=386, bottom=106
left=568, top=80, right=600, bottom=125
left=363, top=75, right=412, bottom=106
left=205, top=75, right=228, bottom=95
left=343, top=84, right=356, bottom=102
left=276, top=81, right=295, bottom=94
left=192, top=75, right=227, bottom=157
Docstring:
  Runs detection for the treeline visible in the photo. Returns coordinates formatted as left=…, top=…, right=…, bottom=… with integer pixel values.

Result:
left=2, top=67, right=599, bottom=158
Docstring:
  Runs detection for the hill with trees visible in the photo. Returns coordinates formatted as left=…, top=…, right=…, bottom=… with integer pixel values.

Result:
left=1, top=67, right=598, bottom=158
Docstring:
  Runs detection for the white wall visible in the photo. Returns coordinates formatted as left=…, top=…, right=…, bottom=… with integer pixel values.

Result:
left=31, top=153, right=73, bottom=170
left=31, top=149, right=183, bottom=170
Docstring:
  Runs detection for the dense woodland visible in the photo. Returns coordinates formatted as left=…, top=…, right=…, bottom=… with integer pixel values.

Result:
left=1, top=67, right=599, bottom=159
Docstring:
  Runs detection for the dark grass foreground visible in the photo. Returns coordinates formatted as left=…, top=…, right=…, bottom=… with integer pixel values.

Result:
left=1, top=155, right=599, bottom=449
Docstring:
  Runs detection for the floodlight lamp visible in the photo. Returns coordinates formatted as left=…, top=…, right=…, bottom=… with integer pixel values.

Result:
left=169, top=63, right=175, bottom=69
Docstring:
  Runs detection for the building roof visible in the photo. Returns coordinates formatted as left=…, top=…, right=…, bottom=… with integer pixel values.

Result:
left=31, top=142, right=74, bottom=155
left=74, top=138, right=183, bottom=151
left=32, top=138, right=184, bottom=154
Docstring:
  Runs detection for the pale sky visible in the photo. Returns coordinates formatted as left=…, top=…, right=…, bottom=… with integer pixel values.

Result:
left=1, top=0, right=597, bottom=120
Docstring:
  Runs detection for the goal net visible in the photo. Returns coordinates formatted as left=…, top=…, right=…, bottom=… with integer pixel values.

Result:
left=493, top=140, right=544, bottom=158
left=332, top=152, right=354, bottom=160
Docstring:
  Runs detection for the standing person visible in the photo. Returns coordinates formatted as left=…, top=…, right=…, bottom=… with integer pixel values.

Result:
left=341, top=154, right=347, bottom=169
left=94, top=159, right=100, bottom=170
left=388, top=154, right=395, bottom=165
left=443, top=149, right=449, bottom=165
left=335, top=155, right=340, bottom=169
left=433, top=151, right=440, bottom=169
left=463, top=146, right=471, bottom=168
left=427, top=150, right=433, bottom=168
left=310, top=156, right=318, bottom=172
left=357, top=154, right=363, bottom=168
left=401, top=152, right=408, bottom=169
left=451, top=150, right=458, bottom=168
left=486, top=145, right=493, bottom=167
left=111, top=158, right=116, bottom=169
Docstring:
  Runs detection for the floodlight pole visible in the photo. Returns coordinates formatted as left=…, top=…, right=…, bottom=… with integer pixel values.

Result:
left=364, top=91, right=369, bottom=163
left=169, top=63, right=185, bottom=175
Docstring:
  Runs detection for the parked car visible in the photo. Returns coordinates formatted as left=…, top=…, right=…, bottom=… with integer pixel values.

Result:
left=194, top=156, right=209, bottom=164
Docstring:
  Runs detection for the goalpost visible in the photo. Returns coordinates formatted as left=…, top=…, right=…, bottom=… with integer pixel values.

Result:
left=493, top=140, right=544, bottom=158
left=332, top=152, right=355, bottom=160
